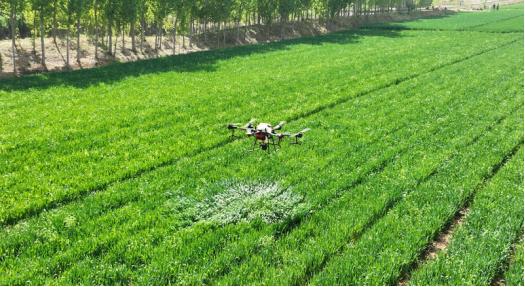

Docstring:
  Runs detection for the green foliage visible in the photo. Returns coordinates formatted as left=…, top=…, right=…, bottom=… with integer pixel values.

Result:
left=408, top=147, right=524, bottom=285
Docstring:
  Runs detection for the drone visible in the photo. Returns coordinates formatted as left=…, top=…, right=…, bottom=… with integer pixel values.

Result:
left=227, top=119, right=310, bottom=154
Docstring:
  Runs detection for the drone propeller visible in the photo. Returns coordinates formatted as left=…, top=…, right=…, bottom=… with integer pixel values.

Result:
left=272, top=121, right=287, bottom=131
left=229, top=123, right=242, bottom=126
left=293, top=128, right=311, bottom=137
left=242, top=119, right=257, bottom=128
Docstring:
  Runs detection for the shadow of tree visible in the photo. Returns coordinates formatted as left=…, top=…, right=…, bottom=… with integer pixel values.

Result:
left=0, top=29, right=402, bottom=92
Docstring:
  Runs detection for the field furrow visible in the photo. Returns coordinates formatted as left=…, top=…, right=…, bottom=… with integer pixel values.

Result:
left=1, top=30, right=522, bottom=226
left=469, top=16, right=525, bottom=32
left=408, top=147, right=524, bottom=285
left=309, top=107, right=524, bottom=285
left=504, top=237, right=525, bottom=286
left=0, top=36, right=520, bottom=285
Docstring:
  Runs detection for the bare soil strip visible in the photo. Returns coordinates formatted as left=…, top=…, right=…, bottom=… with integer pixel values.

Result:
left=397, top=140, right=524, bottom=286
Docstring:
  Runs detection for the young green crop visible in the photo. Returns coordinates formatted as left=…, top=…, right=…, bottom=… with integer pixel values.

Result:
left=0, top=29, right=522, bottom=226
left=408, top=147, right=524, bottom=285
left=505, top=237, right=525, bottom=286
left=361, top=9, right=523, bottom=31
left=470, top=16, right=524, bottom=32
left=310, top=106, right=524, bottom=285
left=1, top=36, right=522, bottom=285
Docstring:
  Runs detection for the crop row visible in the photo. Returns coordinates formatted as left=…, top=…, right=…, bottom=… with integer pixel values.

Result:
left=309, top=102, right=524, bottom=285
left=1, top=29, right=522, bottom=225
left=0, top=48, right=475, bottom=285
left=360, top=7, right=523, bottom=31
left=470, top=16, right=524, bottom=32
left=1, top=37, right=522, bottom=285
left=505, top=237, right=525, bottom=286
left=408, top=146, right=524, bottom=285
left=504, top=2, right=524, bottom=9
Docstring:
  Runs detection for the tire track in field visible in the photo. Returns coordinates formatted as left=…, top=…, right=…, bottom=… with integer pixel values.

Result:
left=293, top=105, right=524, bottom=286
left=398, top=141, right=524, bottom=285
left=3, top=36, right=520, bottom=228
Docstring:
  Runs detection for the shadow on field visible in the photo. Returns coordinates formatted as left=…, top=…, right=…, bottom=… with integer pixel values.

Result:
left=0, top=29, right=402, bottom=92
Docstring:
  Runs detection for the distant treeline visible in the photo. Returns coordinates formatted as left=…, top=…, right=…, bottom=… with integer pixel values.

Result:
left=0, top=0, right=431, bottom=73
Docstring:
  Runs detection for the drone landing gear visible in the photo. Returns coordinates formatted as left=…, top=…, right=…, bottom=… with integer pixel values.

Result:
left=289, top=137, right=301, bottom=146
left=249, top=137, right=281, bottom=154
left=228, top=130, right=241, bottom=139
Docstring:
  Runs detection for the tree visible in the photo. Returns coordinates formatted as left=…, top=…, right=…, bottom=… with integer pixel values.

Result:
left=29, top=0, right=52, bottom=68
left=1, top=0, right=25, bottom=74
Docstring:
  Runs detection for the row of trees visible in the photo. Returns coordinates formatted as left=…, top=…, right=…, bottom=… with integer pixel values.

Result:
left=0, top=0, right=430, bottom=74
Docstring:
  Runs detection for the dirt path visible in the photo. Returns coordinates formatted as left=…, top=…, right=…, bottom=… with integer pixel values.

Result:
left=0, top=10, right=455, bottom=79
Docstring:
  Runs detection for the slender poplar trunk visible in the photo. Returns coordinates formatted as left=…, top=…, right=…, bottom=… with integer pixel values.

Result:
left=10, top=6, right=16, bottom=75
left=173, top=12, right=178, bottom=55
left=53, top=2, right=57, bottom=44
left=95, top=0, right=98, bottom=59
left=40, top=12, right=46, bottom=67
left=77, top=17, right=81, bottom=63
left=236, top=20, right=240, bottom=45
left=122, top=22, right=125, bottom=51
left=140, top=14, right=144, bottom=53
left=131, top=21, right=135, bottom=52
left=189, top=16, right=193, bottom=47
left=67, top=26, right=70, bottom=69
left=217, top=21, right=220, bottom=47
left=108, top=20, right=112, bottom=55
left=204, top=14, right=208, bottom=43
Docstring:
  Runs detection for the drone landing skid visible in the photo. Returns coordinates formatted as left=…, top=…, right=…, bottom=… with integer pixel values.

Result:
left=289, top=137, right=302, bottom=146
left=249, top=137, right=281, bottom=154
left=229, top=130, right=241, bottom=139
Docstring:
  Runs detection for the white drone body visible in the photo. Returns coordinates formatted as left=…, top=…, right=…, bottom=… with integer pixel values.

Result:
left=255, top=123, right=273, bottom=144
left=227, top=119, right=310, bottom=154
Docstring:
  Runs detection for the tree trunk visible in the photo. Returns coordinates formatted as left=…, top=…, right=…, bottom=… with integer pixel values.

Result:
left=40, top=12, right=46, bottom=67
left=217, top=21, right=220, bottom=47
left=53, top=1, right=57, bottom=44
left=189, top=16, right=193, bottom=48
left=280, top=18, right=284, bottom=40
left=223, top=21, right=226, bottom=46
left=95, top=0, right=98, bottom=59
left=77, top=17, right=81, bottom=63
left=173, top=12, right=178, bottom=55
left=109, top=20, right=113, bottom=55
left=67, top=27, right=70, bottom=69
left=204, top=14, right=208, bottom=43
left=122, top=22, right=125, bottom=51
left=131, top=21, right=135, bottom=52
left=10, top=6, right=16, bottom=75
left=236, top=20, right=240, bottom=45
left=140, top=14, right=144, bottom=53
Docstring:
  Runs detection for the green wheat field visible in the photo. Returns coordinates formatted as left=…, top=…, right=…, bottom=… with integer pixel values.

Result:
left=1, top=4, right=524, bottom=285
